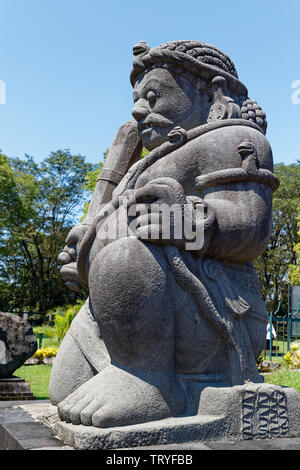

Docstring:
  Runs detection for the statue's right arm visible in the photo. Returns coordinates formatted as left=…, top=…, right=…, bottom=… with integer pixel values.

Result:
left=83, top=120, right=142, bottom=222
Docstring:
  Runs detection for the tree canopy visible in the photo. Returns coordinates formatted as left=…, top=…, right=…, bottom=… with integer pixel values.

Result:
left=289, top=208, right=300, bottom=286
left=0, top=150, right=94, bottom=318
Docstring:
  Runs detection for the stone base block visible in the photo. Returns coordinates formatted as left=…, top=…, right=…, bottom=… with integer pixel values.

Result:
left=0, top=400, right=73, bottom=450
left=41, top=383, right=300, bottom=450
left=0, top=376, right=35, bottom=400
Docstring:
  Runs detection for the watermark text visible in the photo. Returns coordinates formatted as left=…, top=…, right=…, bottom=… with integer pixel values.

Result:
left=291, top=80, right=300, bottom=104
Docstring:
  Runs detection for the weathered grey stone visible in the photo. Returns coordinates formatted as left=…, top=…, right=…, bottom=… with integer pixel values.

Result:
left=0, top=312, right=37, bottom=378
left=0, top=401, right=72, bottom=450
left=43, top=383, right=300, bottom=449
left=0, top=376, right=35, bottom=400
left=4, top=400, right=300, bottom=451
left=48, top=39, right=300, bottom=444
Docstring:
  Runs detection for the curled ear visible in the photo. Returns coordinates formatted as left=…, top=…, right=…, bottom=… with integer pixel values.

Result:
left=240, top=98, right=267, bottom=134
left=207, top=76, right=241, bottom=122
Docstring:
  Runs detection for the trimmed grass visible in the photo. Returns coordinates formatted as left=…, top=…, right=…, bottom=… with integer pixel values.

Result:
left=263, top=366, right=300, bottom=393
left=13, top=328, right=57, bottom=399
left=14, top=364, right=52, bottom=399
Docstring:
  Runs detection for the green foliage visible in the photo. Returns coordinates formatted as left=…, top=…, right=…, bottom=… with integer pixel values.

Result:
left=288, top=208, right=300, bottom=285
left=0, top=153, right=27, bottom=232
left=141, top=147, right=149, bottom=158
left=0, top=150, right=94, bottom=315
left=83, top=149, right=108, bottom=193
left=35, top=299, right=85, bottom=344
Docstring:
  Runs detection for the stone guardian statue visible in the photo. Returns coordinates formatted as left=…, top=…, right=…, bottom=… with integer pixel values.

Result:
left=49, top=40, right=280, bottom=430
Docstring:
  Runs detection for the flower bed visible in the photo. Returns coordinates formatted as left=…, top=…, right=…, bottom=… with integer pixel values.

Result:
left=25, top=347, right=58, bottom=365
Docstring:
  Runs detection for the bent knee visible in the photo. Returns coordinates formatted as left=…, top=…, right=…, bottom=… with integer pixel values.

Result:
left=103, top=236, right=145, bottom=264
left=92, top=237, right=168, bottom=277
left=88, top=237, right=170, bottom=299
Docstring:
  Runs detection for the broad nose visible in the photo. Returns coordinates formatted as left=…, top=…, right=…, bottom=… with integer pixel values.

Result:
left=132, top=100, right=149, bottom=122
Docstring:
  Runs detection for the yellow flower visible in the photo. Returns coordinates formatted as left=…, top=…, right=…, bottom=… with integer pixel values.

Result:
left=290, top=342, right=300, bottom=353
left=33, top=347, right=58, bottom=361
left=284, top=352, right=293, bottom=365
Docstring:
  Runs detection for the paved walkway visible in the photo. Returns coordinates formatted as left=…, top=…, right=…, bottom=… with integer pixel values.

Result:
left=1, top=400, right=300, bottom=451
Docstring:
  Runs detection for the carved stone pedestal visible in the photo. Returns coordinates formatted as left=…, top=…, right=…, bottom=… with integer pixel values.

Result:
left=41, top=383, right=300, bottom=450
left=0, top=376, right=35, bottom=400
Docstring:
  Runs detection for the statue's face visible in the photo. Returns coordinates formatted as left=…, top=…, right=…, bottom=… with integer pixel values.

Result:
left=132, top=68, right=209, bottom=150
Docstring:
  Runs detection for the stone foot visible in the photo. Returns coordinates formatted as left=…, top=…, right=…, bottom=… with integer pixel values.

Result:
left=57, top=364, right=186, bottom=428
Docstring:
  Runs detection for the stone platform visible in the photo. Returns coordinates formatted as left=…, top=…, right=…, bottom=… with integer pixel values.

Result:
left=40, top=383, right=300, bottom=450
left=1, top=397, right=300, bottom=450
left=0, top=400, right=72, bottom=450
left=0, top=376, right=35, bottom=400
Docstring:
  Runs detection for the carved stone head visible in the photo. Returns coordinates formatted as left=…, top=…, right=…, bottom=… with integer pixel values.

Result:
left=131, top=40, right=267, bottom=150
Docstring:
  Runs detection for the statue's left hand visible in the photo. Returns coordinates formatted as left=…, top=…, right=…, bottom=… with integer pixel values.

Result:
left=125, top=177, right=216, bottom=252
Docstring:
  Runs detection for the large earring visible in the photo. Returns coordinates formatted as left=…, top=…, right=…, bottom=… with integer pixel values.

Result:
left=207, top=76, right=241, bottom=122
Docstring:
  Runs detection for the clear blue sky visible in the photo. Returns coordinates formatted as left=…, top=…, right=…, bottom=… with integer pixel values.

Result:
left=0, top=0, right=299, bottom=166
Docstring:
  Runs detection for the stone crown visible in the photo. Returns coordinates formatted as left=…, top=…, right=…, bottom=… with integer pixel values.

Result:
left=131, top=40, right=248, bottom=96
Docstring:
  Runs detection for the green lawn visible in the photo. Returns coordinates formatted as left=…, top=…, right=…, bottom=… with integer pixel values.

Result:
left=14, top=364, right=53, bottom=400
left=12, top=330, right=57, bottom=400
left=263, top=367, right=300, bottom=393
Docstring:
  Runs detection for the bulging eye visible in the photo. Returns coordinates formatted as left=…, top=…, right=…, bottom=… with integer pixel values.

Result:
left=146, top=90, right=156, bottom=104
